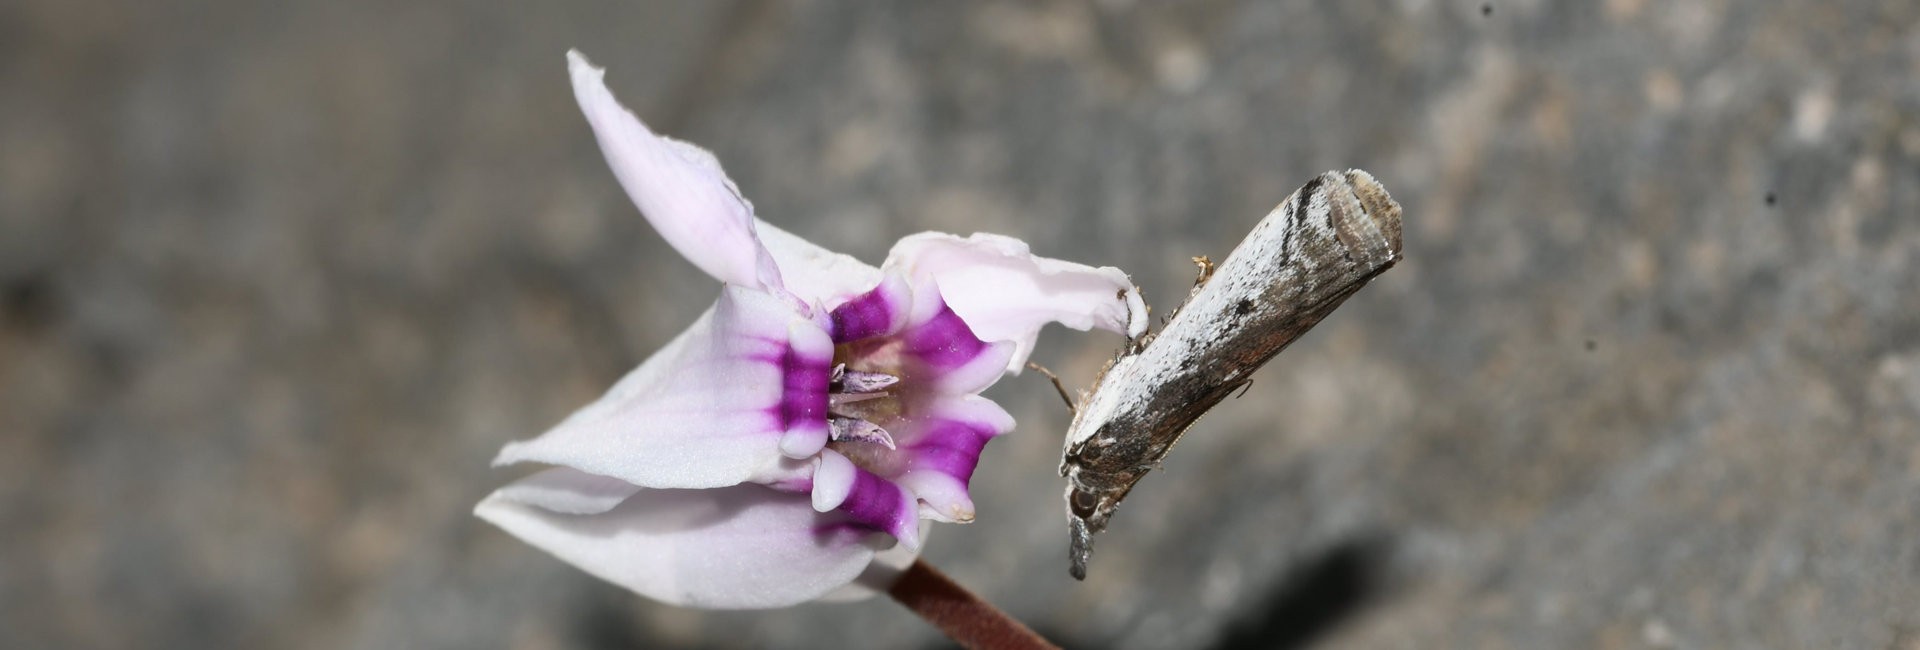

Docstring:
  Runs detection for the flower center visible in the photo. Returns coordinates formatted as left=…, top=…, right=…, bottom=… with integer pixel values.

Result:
left=826, top=363, right=900, bottom=449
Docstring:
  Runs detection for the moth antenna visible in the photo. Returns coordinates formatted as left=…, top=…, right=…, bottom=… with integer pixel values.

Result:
left=1026, top=362, right=1077, bottom=413
left=1234, top=380, right=1254, bottom=399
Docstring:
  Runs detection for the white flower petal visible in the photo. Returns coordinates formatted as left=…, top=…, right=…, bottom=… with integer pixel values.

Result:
left=811, top=448, right=858, bottom=513
left=825, top=270, right=913, bottom=344
left=492, top=286, right=816, bottom=489
left=815, top=520, right=929, bottom=603
left=885, top=394, right=1017, bottom=524
left=569, top=50, right=783, bottom=291
left=493, top=467, right=643, bottom=515
left=476, top=477, right=884, bottom=609
left=776, top=321, right=835, bottom=459
left=883, top=232, right=1147, bottom=372
left=755, top=219, right=884, bottom=307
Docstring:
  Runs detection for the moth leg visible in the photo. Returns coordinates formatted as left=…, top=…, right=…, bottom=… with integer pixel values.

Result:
left=1234, top=380, right=1254, bottom=399
left=1026, top=362, right=1077, bottom=413
left=1191, top=255, right=1215, bottom=286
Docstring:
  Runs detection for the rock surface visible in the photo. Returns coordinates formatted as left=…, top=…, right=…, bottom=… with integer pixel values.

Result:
left=3, top=1, right=1917, bottom=649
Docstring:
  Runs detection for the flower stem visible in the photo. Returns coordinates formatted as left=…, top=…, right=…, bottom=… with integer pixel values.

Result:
left=888, top=558, right=1061, bottom=650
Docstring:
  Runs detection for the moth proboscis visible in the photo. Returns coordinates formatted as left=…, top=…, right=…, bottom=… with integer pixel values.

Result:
left=1057, top=169, right=1403, bottom=580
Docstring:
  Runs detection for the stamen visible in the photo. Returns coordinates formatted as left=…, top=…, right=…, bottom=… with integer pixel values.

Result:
left=829, top=392, right=889, bottom=409
left=830, top=416, right=897, bottom=449
left=840, top=370, right=899, bottom=393
left=831, top=363, right=900, bottom=394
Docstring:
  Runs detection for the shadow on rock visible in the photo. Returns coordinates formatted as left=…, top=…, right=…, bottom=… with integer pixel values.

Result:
left=1206, top=534, right=1397, bottom=650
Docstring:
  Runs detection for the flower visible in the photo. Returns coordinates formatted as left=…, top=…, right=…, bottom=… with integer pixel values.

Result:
left=473, top=51, right=1148, bottom=609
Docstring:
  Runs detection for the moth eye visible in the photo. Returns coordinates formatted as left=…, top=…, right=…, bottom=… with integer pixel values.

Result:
left=1071, top=489, right=1100, bottom=516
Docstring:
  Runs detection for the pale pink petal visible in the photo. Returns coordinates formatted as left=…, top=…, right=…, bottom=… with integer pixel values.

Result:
left=809, top=450, right=921, bottom=549
left=776, top=321, right=835, bottom=459
left=493, top=467, right=642, bottom=515
left=834, top=395, right=1015, bottom=524
left=894, top=395, right=1016, bottom=523
left=811, top=448, right=859, bottom=513
left=816, top=520, right=929, bottom=603
left=825, top=284, right=1017, bottom=524
left=755, top=219, right=884, bottom=307
left=893, top=287, right=1019, bottom=395
left=825, top=271, right=912, bottom=344
left=883, top=232, right=1147, bottom=372
left=831, top=464, right=922, bottom=550
left=837, top=282, right=1015, bottom=398
left=569, top=50, right=782, bottom=291
left=756, top=456, right=819, bottom=494
left=493, top=286, right=824, bottom=489
left=475, top=475, right=885, bottom=609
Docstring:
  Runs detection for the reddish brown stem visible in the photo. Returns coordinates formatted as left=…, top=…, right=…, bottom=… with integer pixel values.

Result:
left=887, top=558, right=1061, bottom=650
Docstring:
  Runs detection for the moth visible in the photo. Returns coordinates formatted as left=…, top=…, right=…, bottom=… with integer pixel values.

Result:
left=1052, top=169, right=1403, bottom=580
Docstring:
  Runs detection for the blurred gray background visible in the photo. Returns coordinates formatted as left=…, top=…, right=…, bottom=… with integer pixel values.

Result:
left=4, top=0, right=1918, bottom=648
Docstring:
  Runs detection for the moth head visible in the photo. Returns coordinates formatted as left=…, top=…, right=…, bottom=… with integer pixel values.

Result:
left=1067, top=483, right=1104, bottom=521
left=1064, top=483, right=1117, bottom=580
left=1064, top=471, right=1141, bottom=580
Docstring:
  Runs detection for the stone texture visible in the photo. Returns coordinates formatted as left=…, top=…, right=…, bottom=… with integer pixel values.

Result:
left=3, top=0, right=1917, bottom=649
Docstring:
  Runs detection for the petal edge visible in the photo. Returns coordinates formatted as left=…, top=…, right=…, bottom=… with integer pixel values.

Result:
left=569, top=50, right=783, bottom=291
left=492, top=286, right=805, bottom=489
left=476, top=479, right=879, bottom=609
left=883, top=232, right=1146, bottom=372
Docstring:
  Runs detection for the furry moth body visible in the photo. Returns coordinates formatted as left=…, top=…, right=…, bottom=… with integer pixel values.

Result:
left=1059, top=169, right=1403, bottom=580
